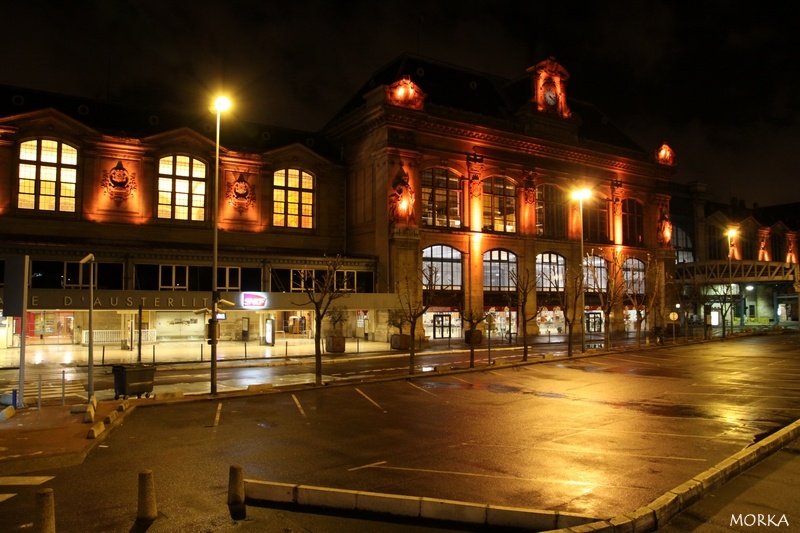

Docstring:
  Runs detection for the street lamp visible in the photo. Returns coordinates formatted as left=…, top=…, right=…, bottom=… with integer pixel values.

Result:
left=80, top=253, right=95, bottom=399
left=210, top=95, right=230, bottom=395
left=727, top=228, right=737, bottom=337
left=571, top=188, right=591, bottom=353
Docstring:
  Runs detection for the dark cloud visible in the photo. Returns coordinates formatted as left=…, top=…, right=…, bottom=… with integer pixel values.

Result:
left=2, top=1, right=798, bottom=205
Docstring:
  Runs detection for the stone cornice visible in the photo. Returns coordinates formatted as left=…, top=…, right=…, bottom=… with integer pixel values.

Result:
left=326, top=105, right=667, bottom=181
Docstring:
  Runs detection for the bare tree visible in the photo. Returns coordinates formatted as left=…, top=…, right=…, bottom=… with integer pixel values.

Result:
left=459, top=307, right=488, bottom=368
left=621, top=254, right=662, bottom=348
left=540, top=262, right=583, bottom=356
left=294, top=255, right=349, bottom=385
left=585, top=249, right=626, bottom=351
left=394, top=264, right=437, bottom=375
left=509, top=267, right=544, bottom=361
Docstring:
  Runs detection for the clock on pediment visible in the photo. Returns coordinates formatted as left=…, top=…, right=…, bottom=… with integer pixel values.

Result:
left=528, top=56, right=571, bottom=118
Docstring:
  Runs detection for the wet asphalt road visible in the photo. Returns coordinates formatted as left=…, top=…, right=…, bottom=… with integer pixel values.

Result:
left=2, top=333, right=800, bottom=532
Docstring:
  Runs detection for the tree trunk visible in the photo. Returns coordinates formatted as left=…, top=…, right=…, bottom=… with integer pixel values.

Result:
left=408, top=323, right=417, bottom=374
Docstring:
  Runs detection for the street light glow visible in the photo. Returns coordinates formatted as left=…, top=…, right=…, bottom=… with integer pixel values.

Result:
left=727, top=228, right=738, bottom=238
left=213, top=96, right=231, bottom=112
left=571, top=188, right=591, bottom=201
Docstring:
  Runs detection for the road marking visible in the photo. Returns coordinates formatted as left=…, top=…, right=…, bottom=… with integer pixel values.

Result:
left=212, top=402, right=222, bottom=427
left=406, top=381, right=436, bottom=395
left=348, top=461, right=387, bottom=471
left=0, top=476, right=54, bottom=505
left=355, top=388, right=386, bottom=412
left=0, top=476, right=54, bottom=485
left=366, top=463, right=645, bottom=489
left=292, top=394, right=307, bottom=417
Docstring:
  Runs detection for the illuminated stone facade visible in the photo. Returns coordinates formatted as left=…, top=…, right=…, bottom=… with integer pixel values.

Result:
left=0, top=54, right=680, bottom=346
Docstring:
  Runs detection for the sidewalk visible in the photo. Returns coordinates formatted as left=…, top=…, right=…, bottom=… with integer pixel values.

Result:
left=1, top=331, right=799, bottom=532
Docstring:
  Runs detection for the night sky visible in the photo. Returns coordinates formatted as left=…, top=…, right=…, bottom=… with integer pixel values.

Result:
left=3, top=1, right=799, bottom=206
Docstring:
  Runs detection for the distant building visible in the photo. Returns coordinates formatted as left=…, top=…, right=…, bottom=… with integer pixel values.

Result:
left=671, top=181, right=799, bottom=330
left=0, top=53, right=680, bottom=351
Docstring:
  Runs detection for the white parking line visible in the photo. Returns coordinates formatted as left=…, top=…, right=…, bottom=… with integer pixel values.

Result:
left=355, top=388, right=386, bottom=412
left=366, top=463, right=645, bottom=489
left=292, top=394, right=307, bottom=417
left=0, top=476, right=54, bottom=485
left=407, top=381, right=436, bottom=395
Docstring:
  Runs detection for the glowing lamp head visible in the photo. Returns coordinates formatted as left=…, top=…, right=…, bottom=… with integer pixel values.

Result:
left=571, top=188, right=591, bottom=201
left=727, top=228, right=738, bottom=239
left=213, top=96, right=231, bottom=113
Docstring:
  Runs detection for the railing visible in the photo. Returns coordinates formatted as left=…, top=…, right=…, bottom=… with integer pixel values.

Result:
left=676, top=260, right=798, bottom=284
left=82, top=329, right=157, bottom=345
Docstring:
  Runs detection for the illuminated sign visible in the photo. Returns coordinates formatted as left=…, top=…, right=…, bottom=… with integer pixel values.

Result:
left=241, top=292, right=268, bottom=309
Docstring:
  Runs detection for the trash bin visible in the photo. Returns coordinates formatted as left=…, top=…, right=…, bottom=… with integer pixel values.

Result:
left=112, top=364, right=155, bottom=400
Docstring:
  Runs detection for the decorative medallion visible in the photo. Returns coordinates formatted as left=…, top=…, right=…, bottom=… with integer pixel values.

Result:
left=227, top=173, right=256, bottom=213
left=101, top=160, right=136, bottom=206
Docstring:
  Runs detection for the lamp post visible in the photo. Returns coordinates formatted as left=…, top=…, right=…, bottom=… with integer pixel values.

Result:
left=727, top=228, right=737, bottom=337
left=571, top=188, right=591, bottom=353
left=210, top=95, right=230, bottom=395
left=80, top=253, right=95, bottom=399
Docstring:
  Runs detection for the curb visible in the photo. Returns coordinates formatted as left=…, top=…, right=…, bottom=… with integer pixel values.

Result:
left=243, top=479, right=602, bottom=530
left=0, top=400, right=136, bottom=476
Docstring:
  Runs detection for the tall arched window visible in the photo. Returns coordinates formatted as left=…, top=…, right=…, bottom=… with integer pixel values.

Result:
left=422, top=245, right=462, bottom=289
left=157, top=155, right=207, bottom=220
left=584, top=198, right=609, bottom=243
left=584, top=255, right=607, bottom=291
left=535, top=184, right=567, bottom=238
left=483, top=249, right=517, bottom=291
left=622, top=257, right=646, bottom=294
left=421, top=168, right=461, bottom=228
left=622, top=199, right=644, bottom=246
left=536, top=252, right=565, bottom=291
left=482, top=177, right=516, bottom=233
left=18, top=139, right=78, bottom=212
left=273, top=168, right=314, bottom=228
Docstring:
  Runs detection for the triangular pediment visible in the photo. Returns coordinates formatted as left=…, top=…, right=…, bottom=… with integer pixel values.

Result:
left=264, top=142, right=336, bottom=168
left=0, top=107, right=100, bottom=138
left=143, top=127, right=216, bottom=152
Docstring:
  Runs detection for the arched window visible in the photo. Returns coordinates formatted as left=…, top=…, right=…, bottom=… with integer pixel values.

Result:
left=536, top=252, right=565, bottom=291
left=18, top=139, right=78, bottom=212
left=157, top=155, right=207, bottom=220
left=421, top=168, right=461, bottom=228
left=621, top=199, right=644, bottom=246
left=422, top=245, right=462, bottom=290
left=535, top=184, right=567, bottom=238
left=584, top=255, right=607, bottom=291
left=622, top=257, right=646, bottom=294
left=483, top=249, right=517, bottom=291
left=482, top=177, right=516, bottom=233
left=583, top=198, right=609, bottom=243
left=273, top=168, right=314, bottom=228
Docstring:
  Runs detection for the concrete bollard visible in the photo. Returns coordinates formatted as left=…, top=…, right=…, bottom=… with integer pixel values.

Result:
left=137, top=470, right=158, bottom=522
left=35, top=488, right=56, bottom=533
left=228, top=465, right=246, bottom=519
